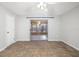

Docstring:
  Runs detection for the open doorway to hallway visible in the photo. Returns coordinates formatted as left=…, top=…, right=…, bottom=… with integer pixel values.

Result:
left=30, top=20, right=48, bottom=41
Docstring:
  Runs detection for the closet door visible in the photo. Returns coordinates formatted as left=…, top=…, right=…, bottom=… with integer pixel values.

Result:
left=6, top=14, right=15, bottom=45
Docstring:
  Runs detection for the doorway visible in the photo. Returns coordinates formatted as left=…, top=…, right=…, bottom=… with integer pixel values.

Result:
left=30, top=20, right=48, bottom=41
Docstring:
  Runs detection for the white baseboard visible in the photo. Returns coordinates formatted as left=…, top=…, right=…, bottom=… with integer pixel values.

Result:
left=16, top=39, right=31, bottom=41
left=48, top=39, right=60, bottom=41
left=0, top=46, right=7, bottom=52
left=62, top=41, right=79, bottom=51
left=0, top=41, right=16, bottom=52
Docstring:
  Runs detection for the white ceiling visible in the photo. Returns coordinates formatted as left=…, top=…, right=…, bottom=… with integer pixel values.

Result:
left=0, top=2, right=79, bottom=16
left=48, top=2, right=79, bottom=16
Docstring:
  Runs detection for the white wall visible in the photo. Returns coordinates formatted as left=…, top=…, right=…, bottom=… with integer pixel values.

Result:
left=15, top=16, right=60, bottom=41
left=60, top=6, right=79, bottom=50
left=0, top=6, right=6, bottom=50
left=48, top=17, right=60, bottom=41
left=15, top=16, right=30, bottom=41
left=0, top=5, right=15, bottom=51
left=5, top=13, right=16, bottom=47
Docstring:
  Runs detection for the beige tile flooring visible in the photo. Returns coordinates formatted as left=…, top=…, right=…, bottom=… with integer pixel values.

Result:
left=0, top=41, right=79, bottom=57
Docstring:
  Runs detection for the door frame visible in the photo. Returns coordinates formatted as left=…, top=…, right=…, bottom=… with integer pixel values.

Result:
left=30, top=19, right=48, bottom=41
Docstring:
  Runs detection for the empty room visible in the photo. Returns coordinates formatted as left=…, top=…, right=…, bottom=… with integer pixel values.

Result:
left=0, top=2, right=79, bottom=57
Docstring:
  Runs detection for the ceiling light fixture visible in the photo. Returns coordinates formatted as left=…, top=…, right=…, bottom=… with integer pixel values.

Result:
left=37, top=2, right=47, bottom=12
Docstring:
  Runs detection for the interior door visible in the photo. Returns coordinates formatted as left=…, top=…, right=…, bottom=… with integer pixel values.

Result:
left=6, top=14, right=15, bottom=45
left=31, top=20, right=48, bottom=40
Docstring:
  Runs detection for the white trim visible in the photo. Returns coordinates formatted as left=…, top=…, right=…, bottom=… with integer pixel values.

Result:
left=62, top=41, right=79, bottom=51
left=48, top=39, right=60, bottom=41
left=0, top=46, right=7, bottom=52
left=16, top=39, right=31, bottom=41
left=0, top=41, right=16, bottom=52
